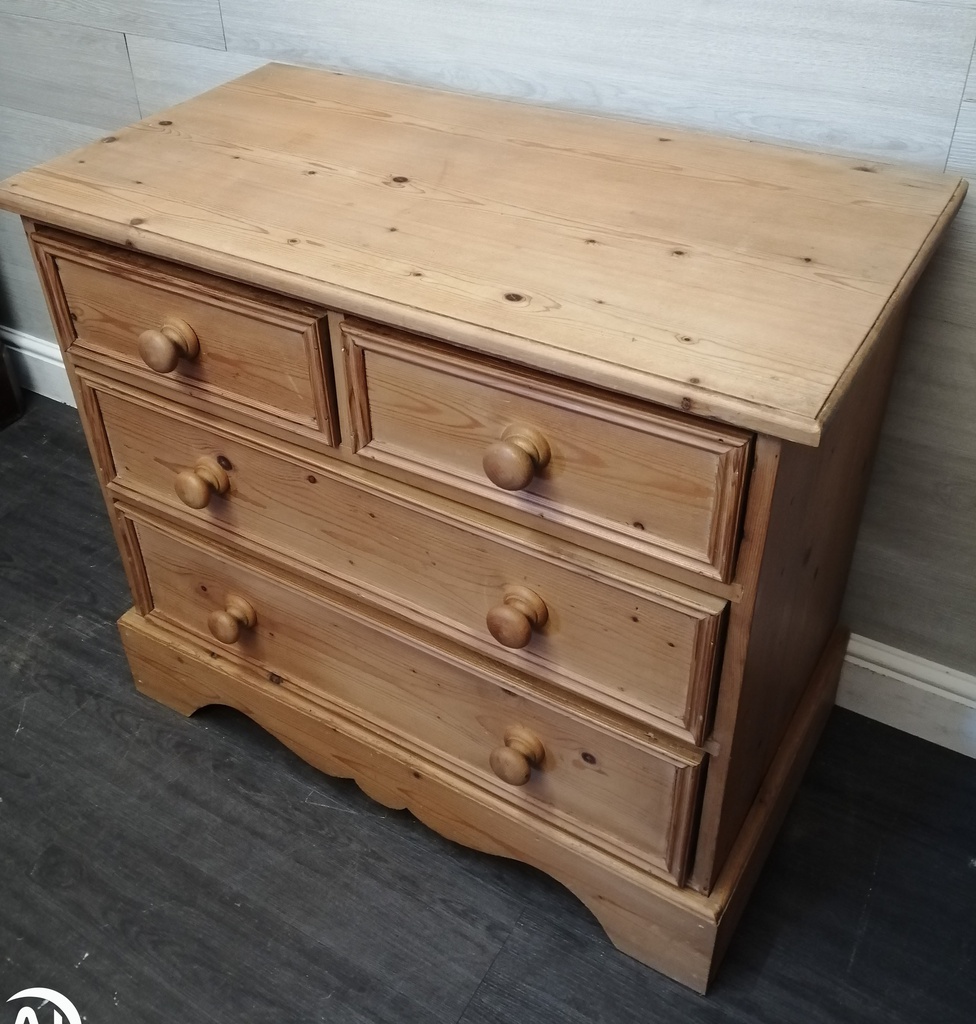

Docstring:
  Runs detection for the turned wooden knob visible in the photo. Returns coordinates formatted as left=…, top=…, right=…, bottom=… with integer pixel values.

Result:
left=207, top=594, right=257, bottom=645
left=489, top=725, right=545, bottom=786
left=482, top=425, right=550, bottom=491
left=137, top=316, right=199, bottom=373
left=174, top=456, right=230, bottom=509
left=486, top=585, right=548, bottom=649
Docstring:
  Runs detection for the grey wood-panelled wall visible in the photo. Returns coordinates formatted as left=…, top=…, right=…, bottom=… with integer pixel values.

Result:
left=0, top=1, right=974, bottom=674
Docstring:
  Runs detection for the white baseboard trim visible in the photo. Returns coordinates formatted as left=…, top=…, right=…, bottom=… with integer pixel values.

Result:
left=0, top=326, right=74, bottom=407
left=838, top=634, right=976, bottom=759
left=1, top=329, right=973, bottom=758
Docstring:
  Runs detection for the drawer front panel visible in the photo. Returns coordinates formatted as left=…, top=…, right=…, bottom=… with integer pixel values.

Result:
left=342, top=321, right=752, bottom=581
left=134, top=519, right=702, bottom=882
left=45, top=233, right=336, bottom=440
left=92, top=379, right=725, bottom=742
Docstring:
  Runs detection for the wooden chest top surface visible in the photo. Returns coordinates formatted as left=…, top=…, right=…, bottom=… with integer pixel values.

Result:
left=0, top=62, right=964, bottom=442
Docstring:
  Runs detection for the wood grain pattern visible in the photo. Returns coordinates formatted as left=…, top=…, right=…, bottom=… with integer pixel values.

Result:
left=4, top=398, right=974, bottom=1020
left=75, top=378, right=154, bottom=615
left=0, top=64, right=964, bottom=442
left=692, top=306, right=908, bottom=891
left=4, top=62, right=962, bottom=993
left=119, top=607, right=724, bottom=991
left=114, top=604, right=857, bottom=995
left=1, top=0, right=975, bottom=700
left=0, top=14, right=140, bottom=129
left=0, top=0, right=225, bottom=48
left=131, top=517, right=703, bottom=883
left=220, top=0, right=976, bottom=165
left=22, top=217, right=156, bottom=616
left=90, top=375, right=726, bottom=743
left=343, top=320, right=751, bottom=582
left=706, top=625, right=847, bottom=976
left=0, top=404, right=524, bottom=1024
left=41, top=231, right=338, bottom=443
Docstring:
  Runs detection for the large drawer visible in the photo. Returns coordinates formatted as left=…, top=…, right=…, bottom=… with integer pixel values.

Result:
left=88, top=375, right=726, bottom=743
left=132, top=517, right=704, bottom=883
left=340, top=319, right=752, bottom=582
left=36, top=229, right=337, bottom=443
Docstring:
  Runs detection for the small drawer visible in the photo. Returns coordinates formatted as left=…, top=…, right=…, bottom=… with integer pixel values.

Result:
left=38, top=230, right=337, bottom=442
left=89, top=377, right=726, bottom=743
left=341, top=320, right=752, bottom=582
left=133, top=518, right=703, bottom=883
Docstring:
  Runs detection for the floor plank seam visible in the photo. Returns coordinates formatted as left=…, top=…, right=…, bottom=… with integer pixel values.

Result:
left=2, top=398, right=975, bottom=1021
left=453, top=907, right=525, bottom=1024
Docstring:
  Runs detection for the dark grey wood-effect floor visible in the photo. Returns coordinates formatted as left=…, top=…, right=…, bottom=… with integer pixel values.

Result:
left=0, top=395, right=973, bottom=1024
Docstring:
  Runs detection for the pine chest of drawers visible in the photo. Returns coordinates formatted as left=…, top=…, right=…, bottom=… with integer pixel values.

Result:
left=0, top=64, right=964, bottom=991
